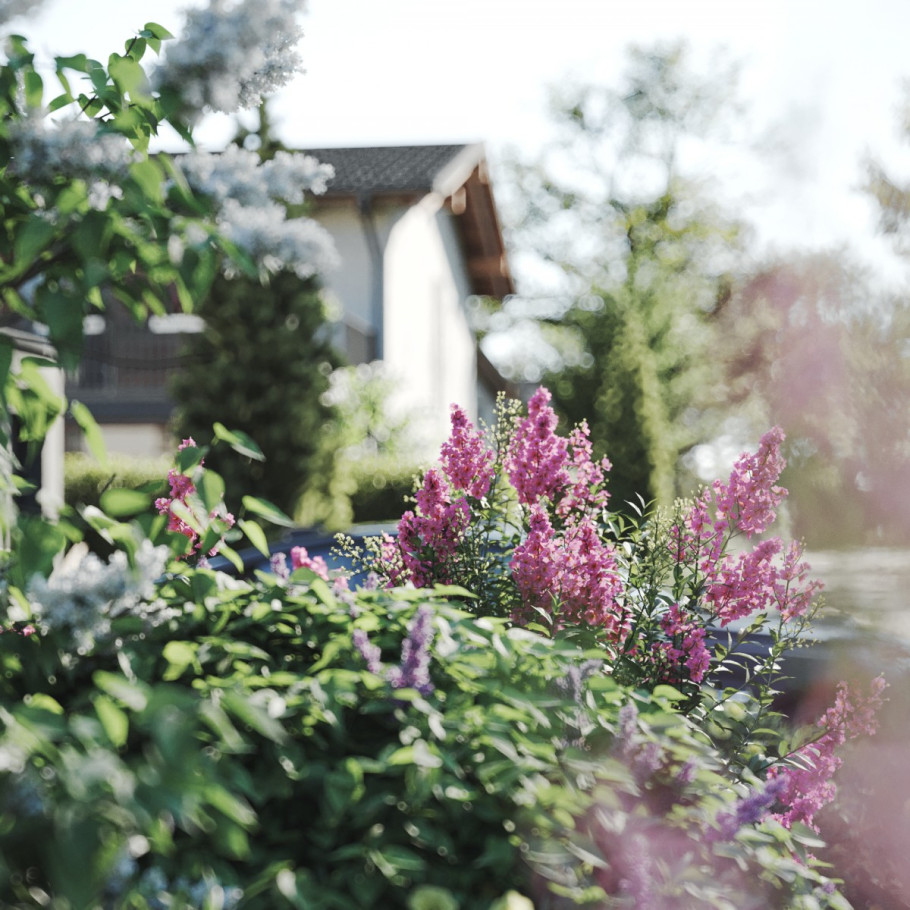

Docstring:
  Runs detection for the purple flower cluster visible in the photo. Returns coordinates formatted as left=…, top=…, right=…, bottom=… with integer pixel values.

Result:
left=769, top=675, right=887, bottom=830
left=386, top=605, right=435, bottom=696
left=353, top=605, right=436, bottom=697
left=712, top=776, right=788, bottom=841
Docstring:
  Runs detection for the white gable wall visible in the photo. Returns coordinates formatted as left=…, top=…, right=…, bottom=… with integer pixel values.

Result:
left=382, top=195, right=477, bottom=457
left=312, top=200, right=402, bottom=354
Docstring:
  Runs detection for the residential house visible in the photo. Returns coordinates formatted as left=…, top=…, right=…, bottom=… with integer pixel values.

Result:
left=66, top=142, right=515, bottom=457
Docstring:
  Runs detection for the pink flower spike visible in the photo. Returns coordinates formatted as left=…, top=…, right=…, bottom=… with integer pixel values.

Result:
left=769, top=676, right=888, bottom=830
left=506, top=387, right=570, bottom=506
left=714, top=426, right=788, bottom=537
left=440, top=404, right=495, bottom=499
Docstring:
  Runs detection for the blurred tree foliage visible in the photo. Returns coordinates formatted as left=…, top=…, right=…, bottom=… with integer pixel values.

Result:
left=172, top=270, right=340, bottom=519
left=499, top=42, right=744, bottom=508
left=715, top=249, right=910, bottom=546
left=172, top=107, right=341, bottom=523
left=298, top=361, right=424, bottom=529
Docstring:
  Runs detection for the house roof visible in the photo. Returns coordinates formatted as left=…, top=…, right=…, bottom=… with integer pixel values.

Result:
left=301, top=144, right=482, bottom=198
left=303, top=143, right=515, bottom=299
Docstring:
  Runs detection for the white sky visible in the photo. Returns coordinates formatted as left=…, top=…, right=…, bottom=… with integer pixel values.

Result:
left=14, top=0, right=910, bottom=284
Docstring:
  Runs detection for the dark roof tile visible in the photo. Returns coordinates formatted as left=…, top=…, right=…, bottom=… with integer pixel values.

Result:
left=301, top=144, right=476, bottom=196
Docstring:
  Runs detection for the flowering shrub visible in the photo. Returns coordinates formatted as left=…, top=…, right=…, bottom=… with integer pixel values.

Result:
left=154, top=438, right=236, bottom=557
left=361, top=389, right=821, bottom=701
left=0, top=2, right=896, bottom=907
left=350, top=388, right=890, bottom=860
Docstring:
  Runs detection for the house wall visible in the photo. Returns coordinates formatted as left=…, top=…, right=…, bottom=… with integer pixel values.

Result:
left=315, top=199, right=403, bottom=362
left=383, top=195, right=477, bottom=455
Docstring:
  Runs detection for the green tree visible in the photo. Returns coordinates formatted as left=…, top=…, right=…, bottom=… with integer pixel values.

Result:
left=172, top=270, right=339, bottom=520
left=171, top=105, right=342, bottom=522
left=500, top=42, right=743, bottom=508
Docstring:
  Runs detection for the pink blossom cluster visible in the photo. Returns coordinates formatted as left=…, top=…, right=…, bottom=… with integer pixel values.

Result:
left=505, top=388, right=570, bottom=506
left=556, top=420, right=612, bottom=518
left=398, top=469, right=470, bottom=587
left=155, top=438, right=235, bottom=556
left=674, top=427, right=788, bottom=565
left=657, top=604, right=711, bottom=683
left=510, top=506, right=625, bottom=633
left=769, top=676, right=887, bottom=830
left=155, top=438, right=200, bottom=543
left=383, top=389, right=623, bottom=633
left=439, top=404, right=495, bottom=499
left=714, top=426, right=788, bottom=537
left=704, top=538, right=822, bottom=626
left=290, top=545, right=329, bottom=581
left=0, top=624, right=36, bottom=638
left=501, top=390, right=622, bottom=632
left=675, top=428, right=821, bottom=627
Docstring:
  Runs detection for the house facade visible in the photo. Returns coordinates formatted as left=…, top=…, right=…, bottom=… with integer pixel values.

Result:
left=303, top=143, right=515, bottom=450
left=66, top=143, right=515, bottom=458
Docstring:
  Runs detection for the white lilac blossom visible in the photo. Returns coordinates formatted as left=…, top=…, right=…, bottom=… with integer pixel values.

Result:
left=177, top=145, right=334, bottom=207
left=7, top=116, right=135, bottom=185
left=174, top=147, right=338, bottom=278
left=217, top=198, right=337, bottom=279
left=154, top=0, right=306, bottom=116
left=27, top=540, right=170, bottom=653
left=0, top=0, right=47, bottom=24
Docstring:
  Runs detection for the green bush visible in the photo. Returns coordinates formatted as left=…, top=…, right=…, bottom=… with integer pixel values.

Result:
left=64, top=453, right=170, bottom=510
left=0, top=523, right=849, bottom=909
left=347, top=455, right=419, bottom=524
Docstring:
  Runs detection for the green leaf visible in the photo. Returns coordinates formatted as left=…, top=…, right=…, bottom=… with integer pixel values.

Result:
left=27, top=693, right=64, bottom=715
left=142, top=22, right=174, bottom=40
left=37, top=287, right=83, bottom=369
left=94, top=694, right=129, bottom=747
left=212, top=423, right=265, bottom=461
left=0, top=338, right=13, bottom=393
left=129, top=157, right=164, bottom=203
left=109, top=54, right=147, bottom=98
left=197, top=469, right=225, bottom=514
left=175, top=444, right=205, bottom=473
left=55, top=53, right=90, bottom=72
left=162, top=640, right=198, bottom=681
left=69, top=400, right=109, bottom=469
left=93, top=671, right=149, bottom=712
left=222, top=691, right=286, bottom=743
left=13, top=215, right=56, bottom=272
left=16, top=516, right=67, bottom=583
left=241, top=495, right=295, bottom=528
left=370, top=845, right=426, bottom=878
left=99, top=488, right=151, bottom=517
left=23, top=69, right=42, bottom=107
left=238, top=519, right=269, bottom=557
left=216, top=542, right=243, bottom=573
